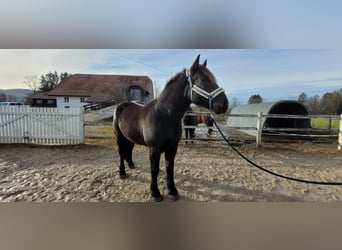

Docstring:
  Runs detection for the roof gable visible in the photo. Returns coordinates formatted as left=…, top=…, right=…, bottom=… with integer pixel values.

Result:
left=47, top=74, right=153, bottom=102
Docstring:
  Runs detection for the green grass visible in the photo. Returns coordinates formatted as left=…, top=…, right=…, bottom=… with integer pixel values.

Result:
left=86, top=126, right=114, bottom=137
left=311, top=118, right=340, bottom=129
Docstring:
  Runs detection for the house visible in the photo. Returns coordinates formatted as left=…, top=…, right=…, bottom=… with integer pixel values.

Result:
left=30, top=74, right=154, bottom=109
left=29, top=92, right=57, bottom=107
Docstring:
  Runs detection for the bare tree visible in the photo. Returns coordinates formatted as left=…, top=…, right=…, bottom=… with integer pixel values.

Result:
left=112, top=85, right=127, bottom=104
left=298, top=92, right=308, bottom=105
left=231, top=96, right=240, bottom=108
left=307, top=95, right=321, bottom=115
left=153, top=81, right=162, bottom=98
left=23, top=75, right=39, bottom=93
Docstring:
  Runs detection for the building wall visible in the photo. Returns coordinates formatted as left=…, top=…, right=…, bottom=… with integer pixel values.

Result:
left=56, top=96, right=87, bottom=108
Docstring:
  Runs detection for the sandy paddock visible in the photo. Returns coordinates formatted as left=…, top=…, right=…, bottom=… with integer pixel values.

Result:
left=1, top=130, right=342, bottom=202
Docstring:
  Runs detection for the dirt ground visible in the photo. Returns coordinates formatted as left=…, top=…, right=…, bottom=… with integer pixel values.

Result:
left=1, top=130, right=342, bottom=202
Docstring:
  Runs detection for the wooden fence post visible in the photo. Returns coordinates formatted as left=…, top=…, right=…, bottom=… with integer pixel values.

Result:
left=338, top=114, right=342, bottom=150
left=256, top=112, right=263, bottom=148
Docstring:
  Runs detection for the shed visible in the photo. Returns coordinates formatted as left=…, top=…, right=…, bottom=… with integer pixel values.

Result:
left=227, top=101, right=311, bottom=136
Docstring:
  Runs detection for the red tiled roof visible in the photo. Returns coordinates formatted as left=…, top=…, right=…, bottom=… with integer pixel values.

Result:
left=47, top=74, right=153, bottom=102
left=29, top=92, right=56, bottom=100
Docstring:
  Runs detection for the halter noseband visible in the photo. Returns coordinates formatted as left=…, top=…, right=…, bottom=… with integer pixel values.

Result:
left=186, top=69, right=225, bottom=110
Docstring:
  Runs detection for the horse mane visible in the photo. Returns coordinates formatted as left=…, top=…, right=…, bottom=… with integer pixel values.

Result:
left=158, top=70, right=186, bottom=98
left=158, top=64, right=216, bottom=100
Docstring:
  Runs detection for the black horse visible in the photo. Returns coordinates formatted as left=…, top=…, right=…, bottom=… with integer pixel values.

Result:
left=113, top=55, right=228, bottom=201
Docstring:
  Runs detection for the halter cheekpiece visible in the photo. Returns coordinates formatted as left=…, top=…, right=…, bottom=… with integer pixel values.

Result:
left=186, top=69, right=225, bottom=110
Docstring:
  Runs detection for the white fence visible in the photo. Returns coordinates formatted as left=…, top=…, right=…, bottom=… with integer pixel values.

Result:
left=228, top=112, right=342, bottom=150
left=0, top=107, right=84, bottom=145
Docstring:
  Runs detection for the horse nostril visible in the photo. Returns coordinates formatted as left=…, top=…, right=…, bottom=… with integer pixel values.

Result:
left=213, top=99, right=228, bottom=114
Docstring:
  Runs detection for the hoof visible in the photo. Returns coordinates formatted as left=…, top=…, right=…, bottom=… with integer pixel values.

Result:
left=119, top=173, right=128, bottom=179
left=153, top=195, right=163, bottom=202
left=168, top=189, right=179, bottom=201
left=169, top=193, right=179, bottom=201
left=128, top=163, right=135, bottom=169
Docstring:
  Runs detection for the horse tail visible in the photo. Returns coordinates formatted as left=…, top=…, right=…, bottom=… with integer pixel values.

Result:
left=113, top=102, right=136, bottom=136
left=113, top=102, right=128, bottom=134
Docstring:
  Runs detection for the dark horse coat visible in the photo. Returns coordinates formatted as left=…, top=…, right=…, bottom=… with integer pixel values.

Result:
left=113, top=55, right=228, bottom=201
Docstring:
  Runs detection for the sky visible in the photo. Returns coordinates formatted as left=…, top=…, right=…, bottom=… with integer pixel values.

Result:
left=1, top=1, right=342, bottom=104
left=0, top=49, right=341, bottom=104
left=1, top=0, right=342, bottom=49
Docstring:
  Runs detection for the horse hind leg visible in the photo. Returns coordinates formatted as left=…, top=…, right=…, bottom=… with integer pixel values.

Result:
left=117, top=138, right=135, bottom=178
left=115, top=125, right=134, bottom=178
left=125, top=141, right=135, bottom=169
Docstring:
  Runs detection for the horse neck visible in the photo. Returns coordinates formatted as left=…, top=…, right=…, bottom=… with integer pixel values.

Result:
left=157, top=73, right=190, bottom=120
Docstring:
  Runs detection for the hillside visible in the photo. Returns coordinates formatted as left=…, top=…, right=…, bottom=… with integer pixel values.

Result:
left=0, top=88, right=33, bottom=102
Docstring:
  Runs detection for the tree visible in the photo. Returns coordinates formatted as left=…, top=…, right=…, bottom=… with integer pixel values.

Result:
left=298, top=92, right=308, bottom=105
left=247, top=94, right=263, bottom=104
left=0, top=93, right=6, bottom=102
left=60, top=72, right=69, bottom=82
left=0, top=92, right=16, bottom=102
left=112, top=85, right=127, bottom=104
left=38, top=71, right=70, bottom=92
left=337, top=103, right=342, bottom=115
left=231, top=96, right=240, bottom=108
left=153, top=81, right=162, bottom=98
left=307, top=95, right=321, bottom=115
left=23, top=74, right=39, bottom=93
left=320, top=90, right=342, bottom=115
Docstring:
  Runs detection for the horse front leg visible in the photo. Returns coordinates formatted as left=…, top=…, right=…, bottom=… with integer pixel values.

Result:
left=165, top=144, right=179, bottom=200
left=149, top=147, right=162, bottom=202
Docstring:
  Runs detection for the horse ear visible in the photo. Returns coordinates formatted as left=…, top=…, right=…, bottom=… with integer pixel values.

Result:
left=190, top=54, right=201, bottom=73
left=203, top=59, right=207, bottom=67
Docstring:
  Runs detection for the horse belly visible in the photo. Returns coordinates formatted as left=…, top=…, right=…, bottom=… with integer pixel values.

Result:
left=124, top=128, right=146, bottom=145
left=116, top=104, right=147, bottom=145
left=144, top=123, right=182, bottom=150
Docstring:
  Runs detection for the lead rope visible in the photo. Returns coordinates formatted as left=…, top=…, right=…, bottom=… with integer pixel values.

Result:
left=212, top=118, right=342, bottom=186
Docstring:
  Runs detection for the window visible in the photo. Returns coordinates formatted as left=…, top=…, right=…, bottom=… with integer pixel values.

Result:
left=36, top=100, right=43, bottom=104
left=80, top=97, right=86, bottom=103
left=129, top=87, right=142, bottom=102
left=64, top=97, right=69, bottom=103
left=47, top=100, right=54, bottom=105
left=64, top=106, right=70, bottom=108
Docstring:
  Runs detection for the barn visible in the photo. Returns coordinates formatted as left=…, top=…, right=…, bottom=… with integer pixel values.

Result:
left=227, top=100, right=311, bottom=136
left=30, top=74, right=154, bottom=109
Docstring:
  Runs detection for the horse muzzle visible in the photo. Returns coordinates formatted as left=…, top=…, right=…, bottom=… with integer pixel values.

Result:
left=211, top=93, right=228, bottom=114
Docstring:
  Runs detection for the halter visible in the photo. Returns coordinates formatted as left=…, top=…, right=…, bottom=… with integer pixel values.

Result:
left=186, top=69, right=225, bottom=110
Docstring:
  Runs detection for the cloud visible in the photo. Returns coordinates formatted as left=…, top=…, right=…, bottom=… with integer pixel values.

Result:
left=1, top=49, right=341, bottom=105
left=0, top=50, right=111, bottom=88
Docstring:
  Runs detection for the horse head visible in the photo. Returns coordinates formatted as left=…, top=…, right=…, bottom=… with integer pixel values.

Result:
left=187, top=55, right=228, bottom=114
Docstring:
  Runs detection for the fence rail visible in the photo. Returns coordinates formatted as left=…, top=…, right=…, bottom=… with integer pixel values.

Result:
left=227, top=112, right=342, bottom=150
left=0, top=107, right=84, bottom=145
